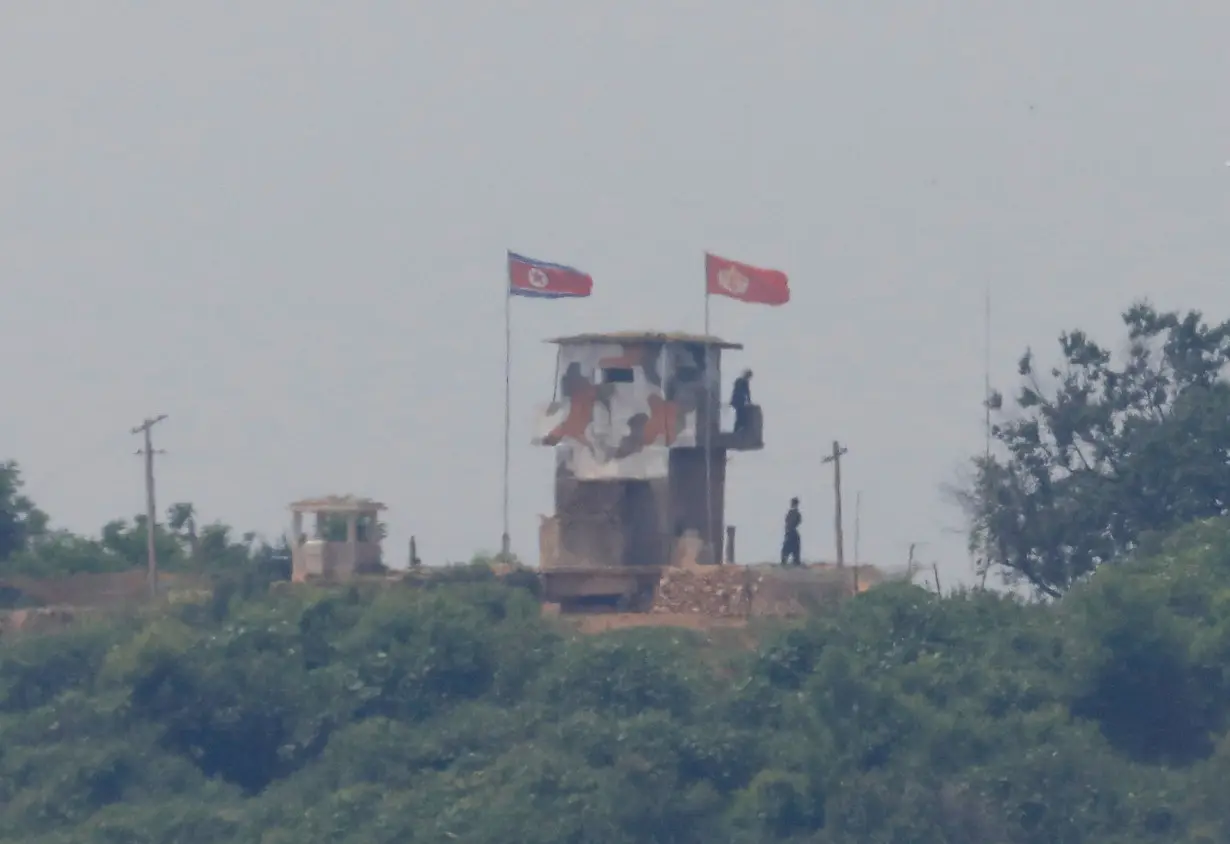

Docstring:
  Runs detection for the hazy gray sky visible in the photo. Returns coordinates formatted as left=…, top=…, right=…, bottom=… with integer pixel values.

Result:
left=2, top=3, right=1227, bottom=584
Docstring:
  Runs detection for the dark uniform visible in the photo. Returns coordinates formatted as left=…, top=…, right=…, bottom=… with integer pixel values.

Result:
left=781, top=499, right=802, bottom=565
left=731, top=370, right=753, bottom=434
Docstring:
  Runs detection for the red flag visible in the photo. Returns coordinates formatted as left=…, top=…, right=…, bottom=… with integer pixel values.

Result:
left=705, top=253, right=789, bottom=305
left=508, top=251, right=593, bottom=298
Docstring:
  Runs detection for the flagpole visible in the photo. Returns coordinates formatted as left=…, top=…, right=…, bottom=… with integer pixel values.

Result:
left=501, top=257, right=512, bottom=561
left=703, top=259, right=716, bottom=563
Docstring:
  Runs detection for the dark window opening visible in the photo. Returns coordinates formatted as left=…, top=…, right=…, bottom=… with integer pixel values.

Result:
left=601, top=367, right=635, bottom=383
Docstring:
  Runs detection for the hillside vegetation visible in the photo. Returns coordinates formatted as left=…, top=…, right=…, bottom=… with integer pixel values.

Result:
left=0, top=519, right=1227, bottom=843
left=1, top=300, right=1229, bottom=842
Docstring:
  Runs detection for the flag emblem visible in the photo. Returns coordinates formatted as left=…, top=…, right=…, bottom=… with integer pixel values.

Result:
left=705, top=253, right=789, bottom=305
left=716, top=266, right=750, bottom=296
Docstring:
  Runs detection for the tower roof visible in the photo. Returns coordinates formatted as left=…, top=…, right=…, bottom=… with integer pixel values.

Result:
left=545, top=330, right=742, bottom=350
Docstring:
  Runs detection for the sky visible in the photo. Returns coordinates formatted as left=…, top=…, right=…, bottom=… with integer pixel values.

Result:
left=2, top=3, right=1227, bottom=586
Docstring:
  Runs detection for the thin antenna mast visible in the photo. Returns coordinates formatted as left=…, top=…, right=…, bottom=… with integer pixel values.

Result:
left=980, top=286, right=992, bottom=588
left=984, top=285, right=991, bottom=463
left=853, top=490, right=862, bottom=594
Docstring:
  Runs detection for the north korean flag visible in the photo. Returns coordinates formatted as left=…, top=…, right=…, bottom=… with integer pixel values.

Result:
left=508, top=251, right=594, bottom=298
left=705, top=252, right=790, bottom=305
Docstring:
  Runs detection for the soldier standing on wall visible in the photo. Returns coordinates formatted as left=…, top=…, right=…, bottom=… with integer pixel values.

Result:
left=781, top=497, right=802, bottom=565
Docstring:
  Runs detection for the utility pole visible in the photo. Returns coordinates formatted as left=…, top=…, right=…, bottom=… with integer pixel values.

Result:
left=906, top=541, right=927, bottom=582
left=132, top=415, right=168, bottom=601
left=821, top=440, right=849, bottom=566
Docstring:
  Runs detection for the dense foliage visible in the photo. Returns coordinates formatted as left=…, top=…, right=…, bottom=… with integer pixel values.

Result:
left=0, top=471, right=290, bottom=609
left=0, top=517, right=1227, bottom=842
left=961, top=301, right=1230, bottom=597
left=0, top=462, right=47, bottom=563
left=0, top=495, right=286, bottom=584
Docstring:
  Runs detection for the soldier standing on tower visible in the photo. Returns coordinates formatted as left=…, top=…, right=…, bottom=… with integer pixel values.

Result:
left=730, top=369, right=753, bottom=434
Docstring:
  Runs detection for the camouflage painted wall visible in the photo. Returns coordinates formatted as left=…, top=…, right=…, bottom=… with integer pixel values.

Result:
left=534, top=340, right=720, bottom=480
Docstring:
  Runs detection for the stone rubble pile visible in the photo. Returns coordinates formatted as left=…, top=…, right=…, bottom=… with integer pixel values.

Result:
left=651, top=563, right=884, bottom=618
left=651, top=566, right=760, bottom=617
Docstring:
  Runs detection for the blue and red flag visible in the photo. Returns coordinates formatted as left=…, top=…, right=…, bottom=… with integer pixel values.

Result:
left=508, top=251, right=593, bottom=298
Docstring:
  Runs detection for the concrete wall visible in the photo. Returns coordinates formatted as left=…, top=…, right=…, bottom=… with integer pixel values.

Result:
left=551, top=473, right=673, bottom=568
left=0, top=571, right=206, bottom=609
left=622, top=478, right=670, bottom=566
left=548, top=447, right=728, bottom=570
left=749, top=566, right=855, bottom=616
left=539, top=516, right=561, bottom=568
left=668, top=448, right=726, bottom=565
left=553, top=477, right=624, bottom=567
left=292, top=540, right=381, bottom=582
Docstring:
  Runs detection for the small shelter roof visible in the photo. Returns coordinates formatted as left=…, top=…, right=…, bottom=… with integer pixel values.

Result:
left=289, top=495, right=387, bottom=514
left=545, top=330, right=742, bottom=350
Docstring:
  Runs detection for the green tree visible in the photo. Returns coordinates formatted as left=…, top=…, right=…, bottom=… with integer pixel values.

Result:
left=957, top=301, right=1230, bottom=597
left=0, top=461, right=48, bottom=562
left=3, top=530, right=127, bottom=577
left=166, top=502, right=200, bottom=561
left=99, top=516, right=186, bottom=571
left=1063, top=517, right=1230, bottom=765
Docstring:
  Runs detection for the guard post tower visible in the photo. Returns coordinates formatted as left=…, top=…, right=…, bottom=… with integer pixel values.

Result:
left=532, top=331, right=763, bottom=610
left=289, top=495, right=387, bottom=583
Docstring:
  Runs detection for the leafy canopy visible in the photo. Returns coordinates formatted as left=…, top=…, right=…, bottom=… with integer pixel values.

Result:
left=0, top=517, right=1229, bottom=842
left=959, top=301, right=1230, bottom=597
left=0, top=462, right=47, bottom=562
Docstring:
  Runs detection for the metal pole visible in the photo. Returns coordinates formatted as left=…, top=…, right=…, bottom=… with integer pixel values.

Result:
left=502, top=269, right=512, bottom=560
left=703, top=282, right=715, bottom=564
left=143, top=427, right=156, bottom=592
left=981, top=285, right=992, bottom=581
left=833, top=443, right=844, bottom=567
left=853, top=490, right=861, bottom=593
left=984, top=285, right=991, bottom=465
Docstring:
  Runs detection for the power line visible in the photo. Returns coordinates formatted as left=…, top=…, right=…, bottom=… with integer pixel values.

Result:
left=132, top=415, right=167, bottom=601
